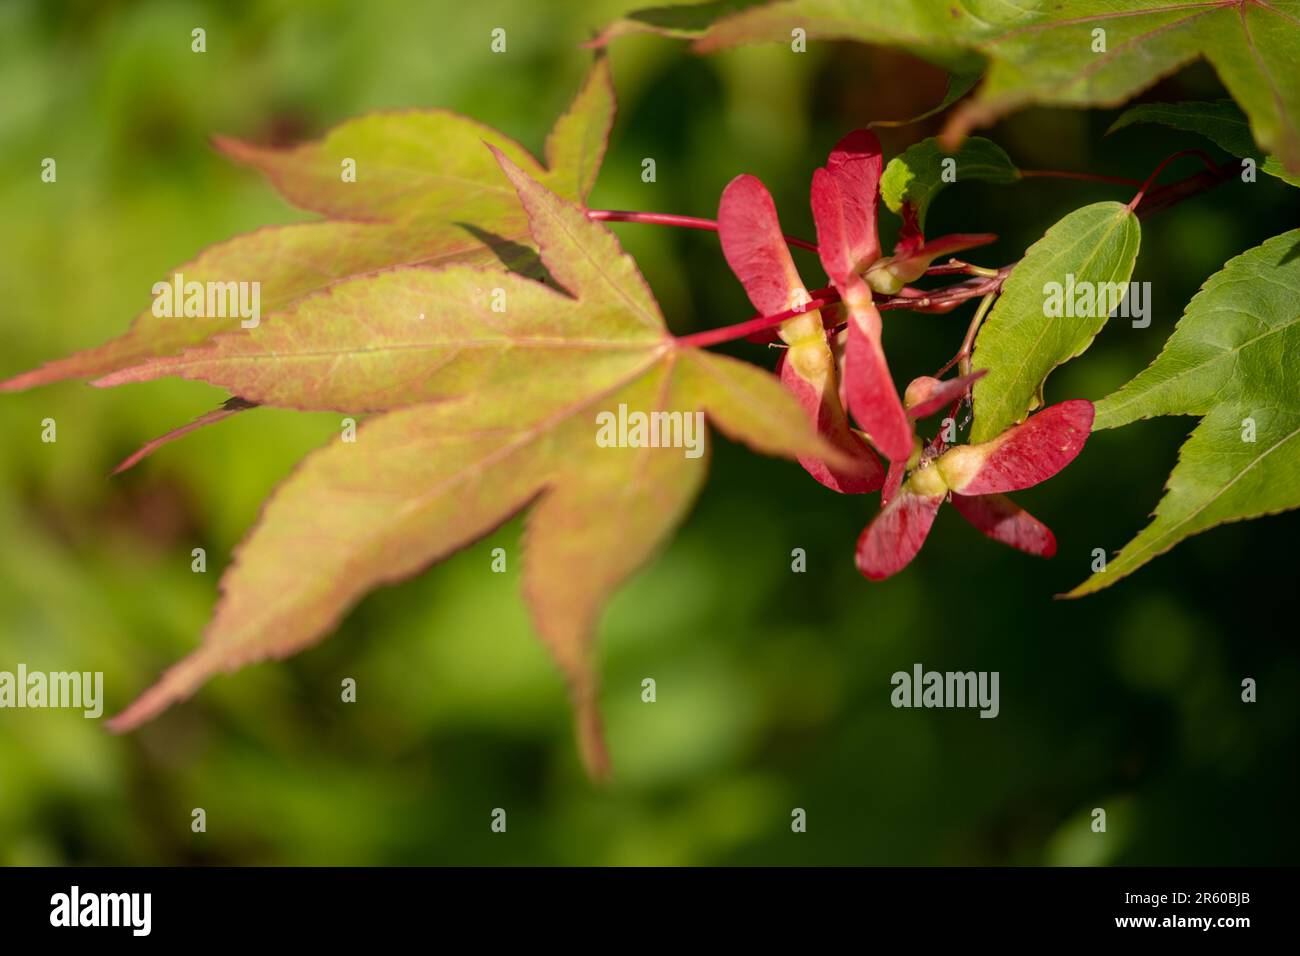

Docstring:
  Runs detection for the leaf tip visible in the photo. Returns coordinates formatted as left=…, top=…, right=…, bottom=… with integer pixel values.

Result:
left=210, top=133, right=264, bottom=166
left=108, top=641, right=227, bottom=734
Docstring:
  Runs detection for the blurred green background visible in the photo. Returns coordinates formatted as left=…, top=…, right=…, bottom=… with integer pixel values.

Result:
left=1, top=0, right=1297, bottom=866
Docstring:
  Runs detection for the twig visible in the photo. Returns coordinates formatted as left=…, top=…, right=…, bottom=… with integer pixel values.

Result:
left=586, top=209, right=820, bottom=254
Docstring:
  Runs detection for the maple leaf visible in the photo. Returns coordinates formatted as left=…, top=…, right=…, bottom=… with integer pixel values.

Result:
left=598, top=1, right=1300, bottom=173
left=878, top=136, right=1020, bottom=234
left=0, top=57, right=616, bottom=393
left=969, top=201, right=1141, bottom=443
left=1068, top=228, right=1300, bottom=596
left=941, top=0, right=1300, bottom=172
left=99, top=152, right=842, bottom=780
left=1108, top=99, right=1300, bottom=187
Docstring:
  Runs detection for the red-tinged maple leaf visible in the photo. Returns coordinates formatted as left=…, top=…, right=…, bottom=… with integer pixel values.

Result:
left=717, top=174, right=883, bottom=494
left=1, top=57, right=617, bottom=394
left=857, top=399, right=1094, bottom=580
left=97, top=151, right=844, bottom=780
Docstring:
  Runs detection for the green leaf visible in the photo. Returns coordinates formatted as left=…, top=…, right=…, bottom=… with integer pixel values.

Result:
left=1108, top=99, right=1300, bottom=187
left=211, top=116, right=548, bottom=222
left=1, top=58, right=616, bottom=392
left=591, top=0, right=762, bottom=45
left=104, top=154, right=837, bottom=779
left=596, top=6, right=981, bottom=123
left=599, top=0, right=987, bottom=73
left=953, top=0, right=1300, bottom=174
left=1069, top=229, right=1300, bottom=596
left=970, top=201, right=1141, bottom=443
left=879, top=136, right=1019, bottom=230
left=543, top=53, right=618, bottom=201
left=607, top=0, right=1300, bottom=174
left=870, top=67, right=984, bottom=129
left=92, top=263, right=659, bottom=411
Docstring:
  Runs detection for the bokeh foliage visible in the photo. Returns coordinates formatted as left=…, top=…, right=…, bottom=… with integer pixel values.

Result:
left=1, top=0, right=1297, bottom=865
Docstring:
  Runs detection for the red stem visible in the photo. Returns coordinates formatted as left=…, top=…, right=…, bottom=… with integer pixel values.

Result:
left=586, top=209, right=820, bottom=254
left=686, top=268, right=1019, bottom=350
left=1020, top=169, right=1144, bottom=187
left=1133, top=160, right=1237, bottom=220
left=599, top=151, right=1235, bottom=350
left=1127, top=148, right=1220, bottom=211
left=676, top=291, right=841, bottom=348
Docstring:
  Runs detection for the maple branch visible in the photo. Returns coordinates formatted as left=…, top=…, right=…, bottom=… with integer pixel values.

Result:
left=679, top=267, right=1020, bottom=349
left=1132, top=159, right=1237, bottom=220
left=1019, top=168, right=1144, bottom=187
left=650, top=150, right=1237, bottom=351
left=585, top=208, right=820, bottom=253
left=924, top=258, right=1002, bottom=278
left=676, top=292, right=840, bottom=348
left=1127, top=148, right=1221, bottom=211
left=936, top=291, right=998, bottom=379
left=876, top=267, right=1013, bottom=315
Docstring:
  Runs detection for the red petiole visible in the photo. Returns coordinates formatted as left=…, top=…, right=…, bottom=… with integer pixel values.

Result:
left=676, top=293, right=840, bottom=348
left=1020, top=169, right=1144, bottom=187
left=586, top=209, right=820, bottom=253
left=1127, top=148, right=1220, bottom=211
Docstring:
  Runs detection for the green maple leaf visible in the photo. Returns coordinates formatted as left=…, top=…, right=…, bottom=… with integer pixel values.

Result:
left=600, top=0, right=1300, bottom=174
left=595, top=0, right=986, bottom=70
left=946, top=0, right=1300, bottom=173
left=1068, top=229, right=1300, bottom=596
left=1108, top=99, right=1300, bottom=187
left=1, top=57, right=615, bottom=391
left=593, top=0, right=764, bottom=44
left=869, top=68, right=985, bottom=129
left=970, top=202, right=1142, bottom=443
left=98, top=152, right=839, bottom=778
left=879, top=136, right=1019, bottom=231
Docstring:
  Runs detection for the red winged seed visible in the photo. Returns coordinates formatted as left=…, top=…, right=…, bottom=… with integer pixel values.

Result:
left=894, top=202, right=925, bottom=257
left=776, top=350, right=884, bottom=494
left=718, top=174, right=809, bottom=316
left=866, top=233, right=998, bottom=293
left=841, top=280, right=914, bottom=462
left=811, top=129, right=883, bottom=283
left=950, top=492, right=1057, bottom=557
left=881, top=456, right=907, bottom=506
left=718, top=173, right=882, bottom=492
left=855, top=483, right=944, bottom=580
left=811, top=168, right=856, bottom=287
left=825, top=130, right=882, bottom=268
left=903, top=370, right=987, bottom=420
left=939, top=399, right=1095, bottom=496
